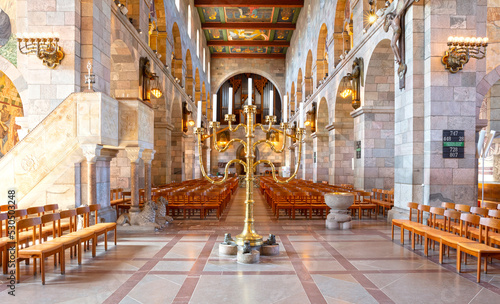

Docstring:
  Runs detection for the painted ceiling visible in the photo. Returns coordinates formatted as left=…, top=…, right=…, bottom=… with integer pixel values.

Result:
left=195, top=1, right=303, bottom=58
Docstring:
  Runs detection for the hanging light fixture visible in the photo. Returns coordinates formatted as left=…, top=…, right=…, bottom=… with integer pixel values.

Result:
left=150, top=74, right=162, bottom=98
left=340, top=76, right=352, bottom=98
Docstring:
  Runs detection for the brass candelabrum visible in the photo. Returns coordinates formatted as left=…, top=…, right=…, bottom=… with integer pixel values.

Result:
left=194, top=105, right=305, bottom=246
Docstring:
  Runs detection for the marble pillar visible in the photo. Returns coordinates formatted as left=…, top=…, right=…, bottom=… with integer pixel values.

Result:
left=142, top=149, right=156, bottom=202
left=126, top=147, right=144, bottom=213
left=81, top=144, right=103, bottom=206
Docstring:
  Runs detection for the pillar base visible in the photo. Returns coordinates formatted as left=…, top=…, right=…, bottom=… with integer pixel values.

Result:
left=387, top=207, right=410, bottom=222
left=98, top=206, right=117, bottom=223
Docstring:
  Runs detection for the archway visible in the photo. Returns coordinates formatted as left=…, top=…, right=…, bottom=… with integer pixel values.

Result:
left=185, top=50, right=193, bottom=97
left=316, top=24, right=329, bottom=87
left=110, top=39, right=139, bottom=99
left=356, top=39, right=395, bottom=190
left=171, top=23, right=183, bottom=82
left=334, top=0, right=353, bottom=66
left=305, top=50, right=313, bottom=98
left=313, top=97, right=330, bottom=182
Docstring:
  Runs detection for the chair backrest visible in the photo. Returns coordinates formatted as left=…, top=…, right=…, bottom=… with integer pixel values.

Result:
left=41, top=213, right=61, bottom=238
left=470, top=207, right=489, bottom=217
left=0, top=212, right=6, bottom=237
left=455, top=204, right=471, bottom=213
left=429, top=207, right=445, bottom=228
left=417, top=205, right=431, bottom=223
left=407, top=202, right=419, bottom=221
left=44, top=204, right=59, bottom=213
left=0, top=204, right=16, bottom=212
left=16, top=217, right=41, bottom=245
left=479, top=217, right=500, bottom=244
left=482, top=202, right=498, bottom=210
left=459, top=213, right=480, bottom=237
left=488, top=209, right=500, bottom=219
left=89, top=204, right=101, bottom=225
left=59, top=209, right=77, bottom=234
left=14, top=209, right=28, bottom=218
left=444, top=209, right=461, bottom=231
left=27, top=206, right=45, bottom=216
left=441, top=202, right=455, bottom=210
left=76, top=206, right=90, bottom=228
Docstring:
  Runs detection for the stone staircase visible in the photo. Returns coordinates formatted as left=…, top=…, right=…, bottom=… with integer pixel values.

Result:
left=0, top=92, right=154, bottom=215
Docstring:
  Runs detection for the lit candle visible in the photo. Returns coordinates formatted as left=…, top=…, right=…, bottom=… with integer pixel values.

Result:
left=269, top=89, right=274, bottom=117
left=299, top=102, right=305, bottom=128
left=283, top=95, right=288, bottom=122
left=483, top=37, right=489, bottom=45
left=248, top=78, right=252, bottom=105
left=212, top=94, right=217, bottom=122
left=228, top=87, right=233, bottom=115
left=447, top=36, right=453, bottom=43
left=197, top=101, right=202, bottom=128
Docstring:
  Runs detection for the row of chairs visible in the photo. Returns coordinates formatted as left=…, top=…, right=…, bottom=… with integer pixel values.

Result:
left=392, top=202, right=500, bottom=282
left=0, top=204, right=117, bottom=284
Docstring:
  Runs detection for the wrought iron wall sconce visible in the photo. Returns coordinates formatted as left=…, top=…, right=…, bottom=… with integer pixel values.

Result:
left=340, top=57, right=364, bottom=110
left=140, top=57, right=162, bottom=100
left=17, top=32, right=65, bottom=69
left=150, top=75, right=162, bottom=98
left=442, top=36, right=488, bottom=73
left=305, top=102, right=316, bottom=133
left=182, top=101, right=193, bottom=133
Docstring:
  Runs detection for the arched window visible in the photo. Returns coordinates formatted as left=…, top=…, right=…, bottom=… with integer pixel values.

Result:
left=196, top=30, right=200, bottom=57
left=208, top=62, right=210, bottom=84
left=188, top=5, right=192, bottom=38
left=203, top=48, right=206, bottom=72
left=175, top=0, right=180, bottom=10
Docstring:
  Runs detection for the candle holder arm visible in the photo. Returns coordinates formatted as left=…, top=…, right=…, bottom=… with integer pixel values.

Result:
left=213, top=138, right=247, bottom=153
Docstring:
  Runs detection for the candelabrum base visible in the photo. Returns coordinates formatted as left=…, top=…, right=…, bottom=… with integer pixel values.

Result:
left=235, top=233, right=263, bottom=246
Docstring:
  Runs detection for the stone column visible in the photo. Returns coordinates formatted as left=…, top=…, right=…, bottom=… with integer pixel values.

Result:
left=81, top=144, right=103, bottom=205
left=126, top=147, right=144, bottom=213
left=142, top=149, right=155, bottom=202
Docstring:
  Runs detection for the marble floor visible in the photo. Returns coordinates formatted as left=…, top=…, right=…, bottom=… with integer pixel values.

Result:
left=2, top=189, right=500, bottom=303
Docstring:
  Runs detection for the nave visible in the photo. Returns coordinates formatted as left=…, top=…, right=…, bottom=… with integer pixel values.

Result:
left=2, top=189, right=500, bottom=303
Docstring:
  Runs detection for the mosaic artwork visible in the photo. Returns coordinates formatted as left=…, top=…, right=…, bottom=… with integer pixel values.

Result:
left=230, top=46, right=267, bottom=54
left=201, top=7, right=222, bottom=22
left=211, top=46, right=227, bottom=53
left=0, top=71, right=23, bottom=158
left=228, top=29, right=269, bottom=41
left=273, top=30, right=290, bottom=41
left=207, top=29, right=224, bottom=40
left=269, top=47, right=285, bottom=54
left=277, top=8, right=296, bottom=22
left=225, top=7, right=274, bottom=23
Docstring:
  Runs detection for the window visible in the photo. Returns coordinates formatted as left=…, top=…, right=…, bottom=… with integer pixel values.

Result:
left=188, top=5, right=192, bottom=39
left=196, top=30, right=200, bottom=57
left=203, top=48, right=206, bottom=72
left=175, top=0, right=180, bottom=10
left=208, top=62, right=210, bottom=84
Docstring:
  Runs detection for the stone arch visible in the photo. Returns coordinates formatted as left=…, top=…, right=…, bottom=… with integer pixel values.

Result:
left=290, top=82, right=295, bottom=116
left=334, top=0, right=352, bottom=66
left=212, top=68, right=284, bottom=101
left=296, top=69, right=303, bottom=107
left=477, top=68, right=500, bottom=117
left=110, top=39, right=139, bottom=99
left=356, top=38, right=395, bottom=190
left=316, top=24, right=329, bottom=88
left=171, top=22, right=183, bottom=82
left=185, top=49, right=193, bottom=97
left=0, top=69, right=25, bottom=157
left=305, top=50, right=313, bottom=98
left=195, top=68, right=201, bottom=102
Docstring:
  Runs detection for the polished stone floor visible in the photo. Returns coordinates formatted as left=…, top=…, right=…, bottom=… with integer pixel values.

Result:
left=1, top=189, right=500, bottom=303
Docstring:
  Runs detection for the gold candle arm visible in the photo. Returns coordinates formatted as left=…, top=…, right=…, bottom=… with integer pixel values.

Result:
left=253, top=128, right=304, bottom=184
left=225, top=114, right=247, bottom=133
left=213, top=138, right=247, bottom=153
left=196, top=128, right=247, bottom=185
left=253, top=123, right=288, bottom=153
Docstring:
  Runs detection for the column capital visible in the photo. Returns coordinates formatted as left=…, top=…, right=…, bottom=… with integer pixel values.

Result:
left=125, top=147, right=144, bottom=163
left=142, top=149, right=156, bottom=164
left=81, top=144, right=103, bottom=163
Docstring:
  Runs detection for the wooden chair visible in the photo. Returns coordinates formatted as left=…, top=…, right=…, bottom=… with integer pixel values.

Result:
left=455, top=204, right=471, bottom=213
left=391, top=202, right=419, bottom=244
left=470, top=207, right=489, bottom=217
left=482, top=201, right=498, bottom=210
left=0, top=212, right=10, bottom=274
left=42, top=213, right=82, bottom=265
left=407, top=204, right=431, bottom=250
left=438, top=213, right=478, bottom=264
left=15, top=217, right=64, bottom=284
left=441, top=202, right=455, bottom=210
left=86, top=204, right=117, bottom=250
left=488, top=209, right=500, bottom=219
left=69, top=206, right=97, bottom=257
left=457, top=217, right=500, bottom=282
